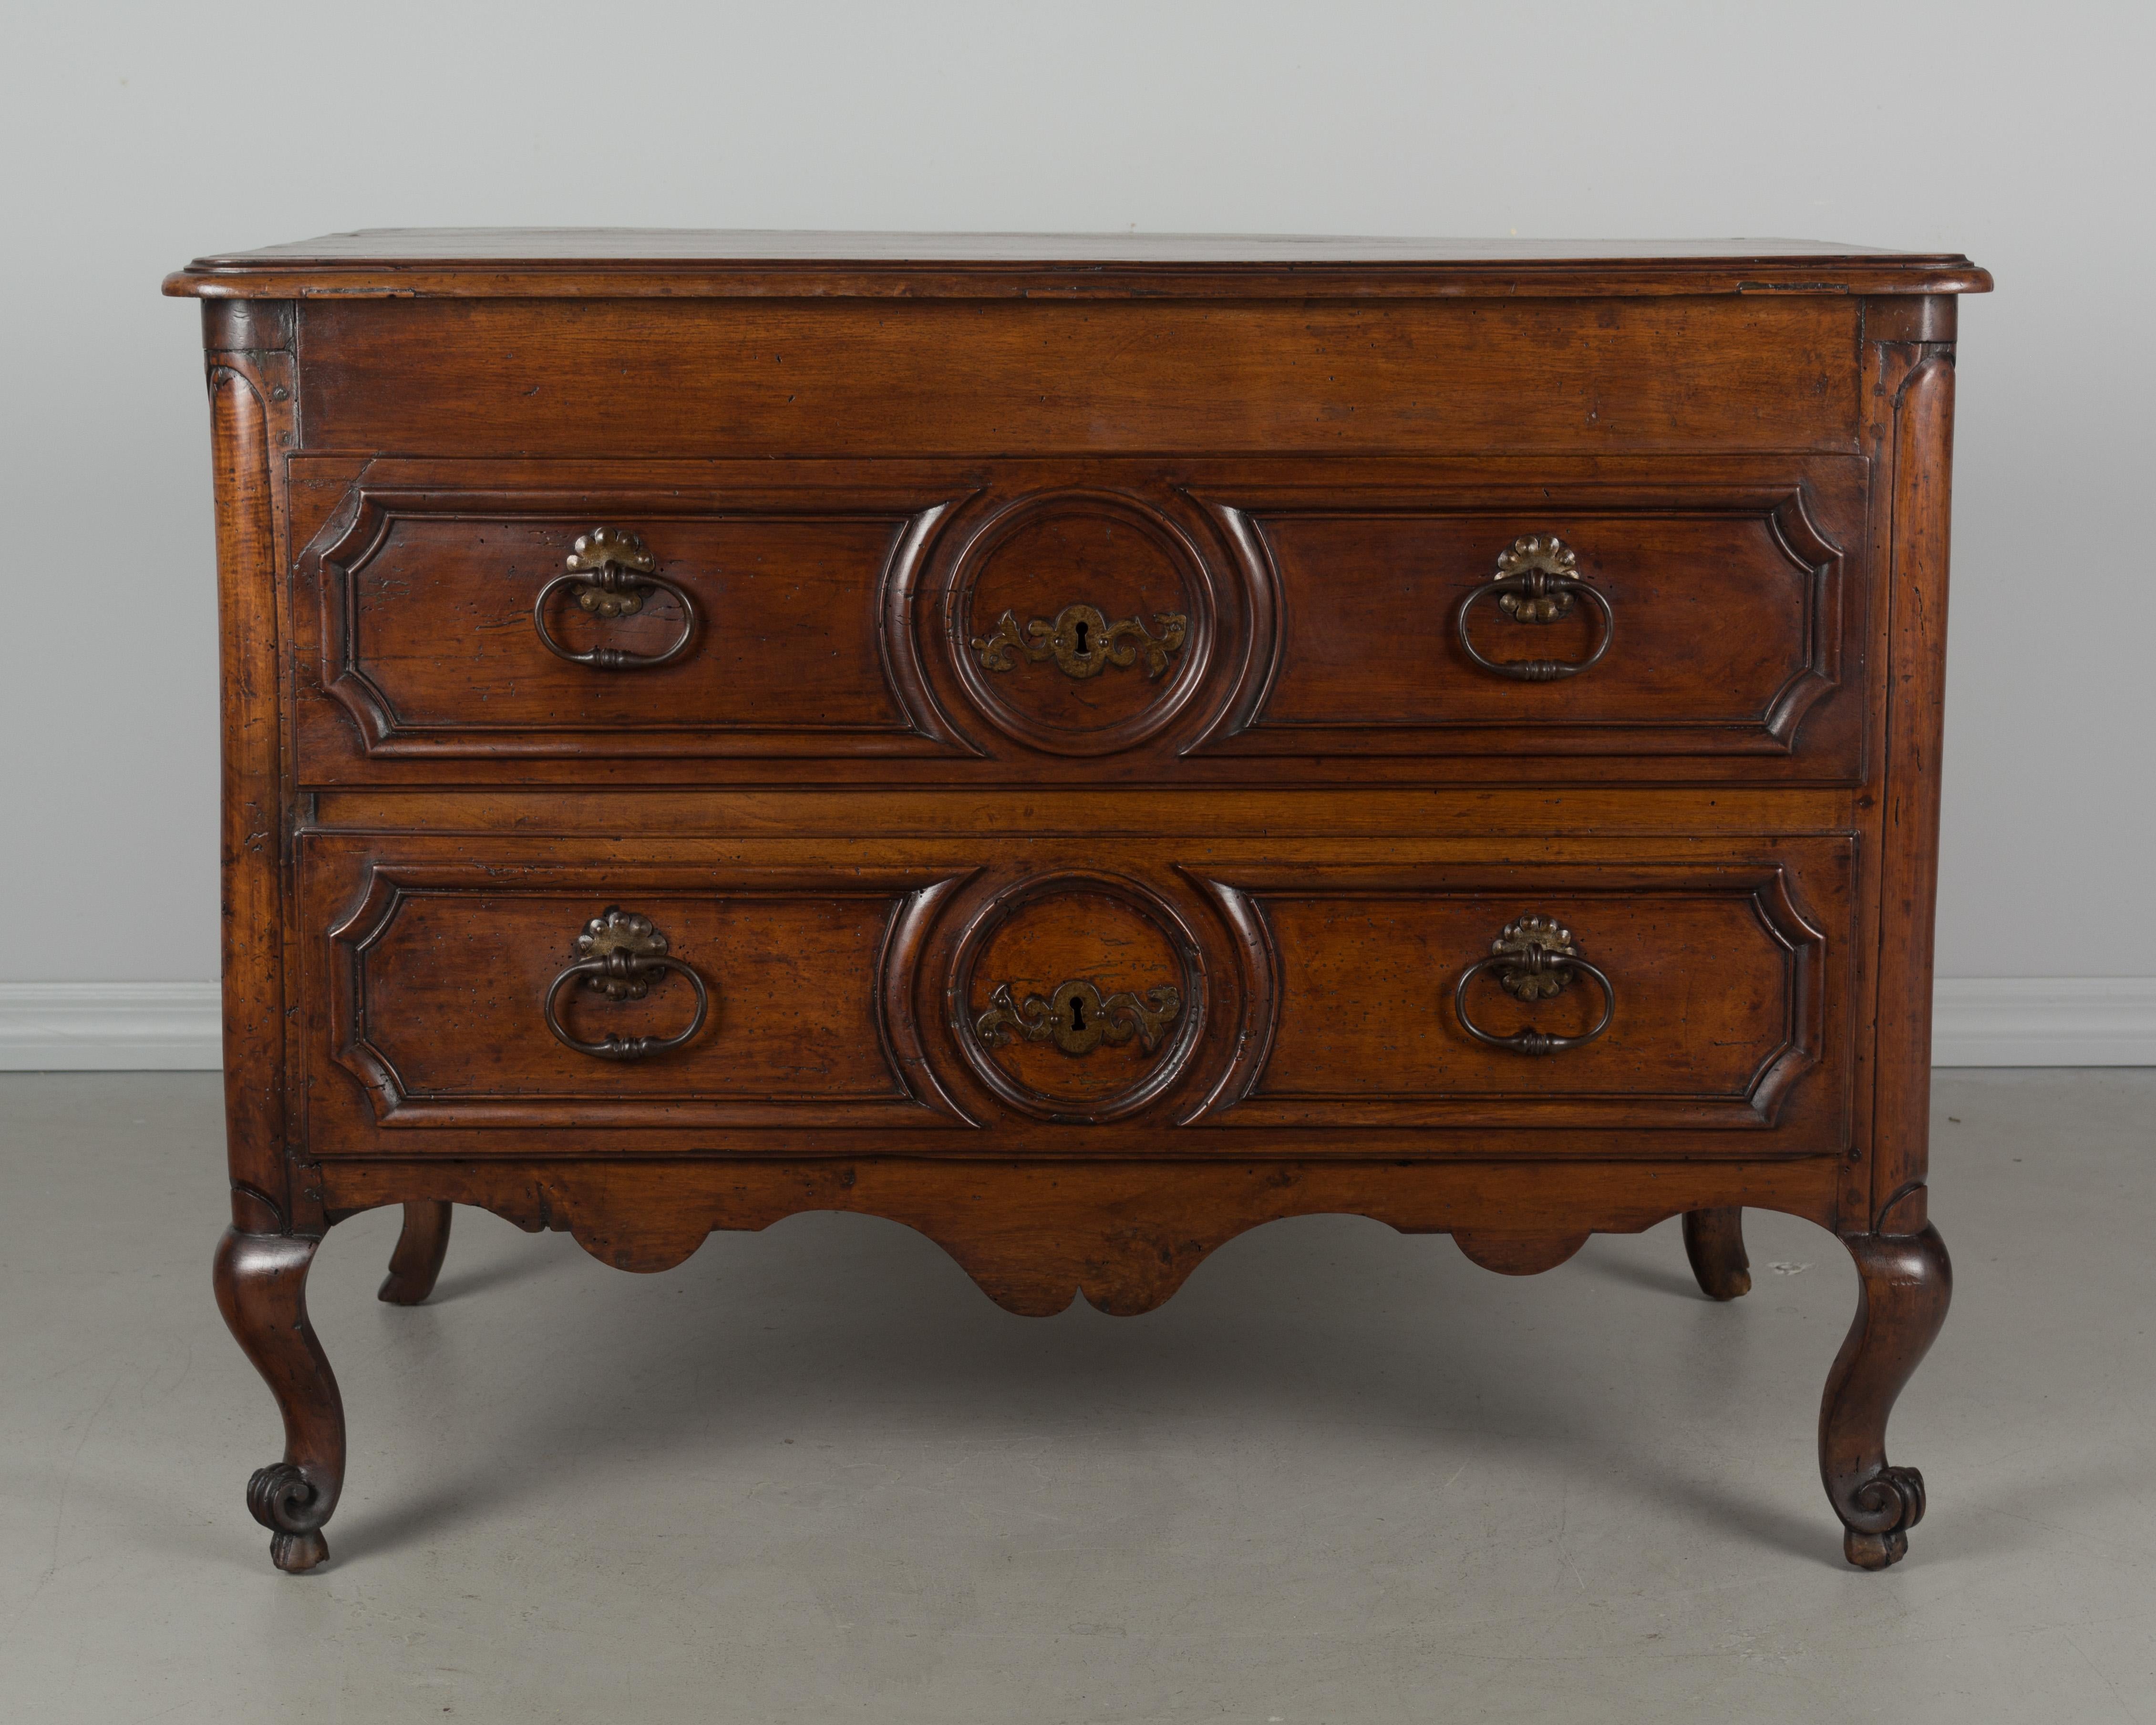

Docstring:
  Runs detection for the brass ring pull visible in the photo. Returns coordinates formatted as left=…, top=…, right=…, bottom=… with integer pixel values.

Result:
left=1453, top=913, right=1614, bottom=1056
left=1453, top=534, right=1612, bottom=682
left=532, top=527, right=698, bottom=671
left=542, top=908, right=710, bottom=1062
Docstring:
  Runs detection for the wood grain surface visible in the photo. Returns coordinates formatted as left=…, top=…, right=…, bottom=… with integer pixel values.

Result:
left=180, top=235, right=1983, bottom=1570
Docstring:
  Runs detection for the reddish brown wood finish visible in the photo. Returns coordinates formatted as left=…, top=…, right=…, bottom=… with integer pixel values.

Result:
left=204, top=312, right=296, bottom=1239
left=175, top=235, right=1982, bottom=1574
left=290, top=831, right=1854, bottom=1157
left=165, top=228, right=1991, bottom=301
left=316, top=1155, right=1842, bottom=1300
left=308, top=785, right=1858, bottom=838
left=379, top=1201, right=453, bottom=1304
left=1868, top=336, right=1959, bottom=1239
left=213, top=1229, right=342, bottom=1572
left=1822, top=1226, right=1952, bottom=1567
left=287, top=298, right=1874, bottom=460
left=1682, top=1208, right=1753, bottom=1300
left=282, top=456, right=1871, bottom=785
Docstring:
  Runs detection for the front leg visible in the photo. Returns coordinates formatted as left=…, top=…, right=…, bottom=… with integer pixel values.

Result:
left=379, top=1201, right=453, bottom=1305
left=1820, top=1224, right=1951, bottom=1569
left=213, top=1228, right=345, bottom=1573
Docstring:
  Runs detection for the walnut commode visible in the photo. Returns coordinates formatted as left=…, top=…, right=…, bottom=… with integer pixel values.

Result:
left=167, top=231, right=1987, bottom=1573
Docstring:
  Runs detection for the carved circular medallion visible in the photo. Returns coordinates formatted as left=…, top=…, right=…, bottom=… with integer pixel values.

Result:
left=948, top=872, right=1207, bottom=1121
left=947, top=494, right=1214, bottom=756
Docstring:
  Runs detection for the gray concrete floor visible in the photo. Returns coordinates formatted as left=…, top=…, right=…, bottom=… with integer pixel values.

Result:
left=0, top=1072, right=2151, bottom=1724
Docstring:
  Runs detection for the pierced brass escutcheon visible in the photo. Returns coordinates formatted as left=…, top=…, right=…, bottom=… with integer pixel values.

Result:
left=532, top=527, right=699, bottom=671
left=1490, top=913, right=1581, bottom=1002
left=1494, top=535, right=1581, bottom=623
left=572, top=906, right=670, bottom=1000
left=975, top=979, right=1183, bottom=1057
left=971, top=604, right=1188, bottom=681
left=566, top=526, right=658, bottom=618
left=1453, top=913, right=1615, bottom=1056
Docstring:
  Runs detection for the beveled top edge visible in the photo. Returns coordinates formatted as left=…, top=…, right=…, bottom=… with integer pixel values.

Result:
left=165, top=228, right=1992, bottom=299
left=185, top=228, right=1964, bottom=264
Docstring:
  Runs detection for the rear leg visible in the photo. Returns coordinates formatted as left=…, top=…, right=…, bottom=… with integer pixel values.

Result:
left=378, top=1201, right=453, bottom=1305
left=1681, top=1208, right=1752, bottom=1301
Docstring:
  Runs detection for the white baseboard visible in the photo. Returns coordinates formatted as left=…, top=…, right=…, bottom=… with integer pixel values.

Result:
left=0, top=983, right=222, bottom=1071
left=0, top=978, right=2151, bottom=1072
left=1929, top=977, right=2156, bottom=1067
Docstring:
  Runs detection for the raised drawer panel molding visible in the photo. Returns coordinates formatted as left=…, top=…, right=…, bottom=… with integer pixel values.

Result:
left=307, top=842, right=976, bottom=1135
left=1187, top=850, right=1848, bottom=1137
left=293, top=460, right=1866, bottom=785
left=1188, top=458, right=1866, bottom=770
left=299, top=472, right=972, bottom=764
left=172, top=234, right=1984, bottom=1573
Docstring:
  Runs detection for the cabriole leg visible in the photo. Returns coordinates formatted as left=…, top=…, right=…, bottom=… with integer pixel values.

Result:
left=1681, top=1207, right=1752, bottom=1300
left=1820, top=1223, right=1951, bottom=1569
left=213, top=1228, right=345, bottom=1573
left=379, top=1201, right=453, bottom=1305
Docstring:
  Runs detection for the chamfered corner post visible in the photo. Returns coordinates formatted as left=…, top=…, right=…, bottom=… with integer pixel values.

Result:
left=213, top=1226, right=346, bottom=1572
left=379, top=1201, right=454, bottom=1304
left=1681, top=1208, right=1752, bottom=1300
left=1816, top=301, right=1963, bottom=1569
left=202, top=298, right=334, bottom=1570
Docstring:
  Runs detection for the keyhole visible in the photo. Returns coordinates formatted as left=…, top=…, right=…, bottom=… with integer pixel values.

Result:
left=1068, top=996, right=1087, bottom=1032
left=1073, top=619, right=1091, bottom=655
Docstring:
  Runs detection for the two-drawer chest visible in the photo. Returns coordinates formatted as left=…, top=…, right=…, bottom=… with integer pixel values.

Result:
left=166, top=232, right=1989, bottom=1573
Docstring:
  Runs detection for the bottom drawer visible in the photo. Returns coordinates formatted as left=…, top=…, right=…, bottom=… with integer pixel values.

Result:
left=298, top=833, right=1855, bottom=1156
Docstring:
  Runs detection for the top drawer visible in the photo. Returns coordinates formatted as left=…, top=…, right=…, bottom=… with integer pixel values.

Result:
left=292, top=296, right=1867, bottom=459
left=290, top=455, right=1871, bottom=786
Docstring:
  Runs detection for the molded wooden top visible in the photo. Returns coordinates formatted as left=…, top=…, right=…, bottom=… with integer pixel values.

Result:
left=165, top=229, right=1991, bottom=300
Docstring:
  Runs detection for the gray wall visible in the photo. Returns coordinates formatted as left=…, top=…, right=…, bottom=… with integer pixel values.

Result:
left=3, top=0, right=2149, bottom=989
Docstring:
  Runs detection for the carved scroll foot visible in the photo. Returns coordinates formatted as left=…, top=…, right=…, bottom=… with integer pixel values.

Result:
left=1820, top=1223, right=1950, bottom=1570
left=1681, top=1208, right=1752, bottom=1300
left=379, top=1200, right=453, bottom=1305
left=214, top=1229, right=345, bottom=1573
